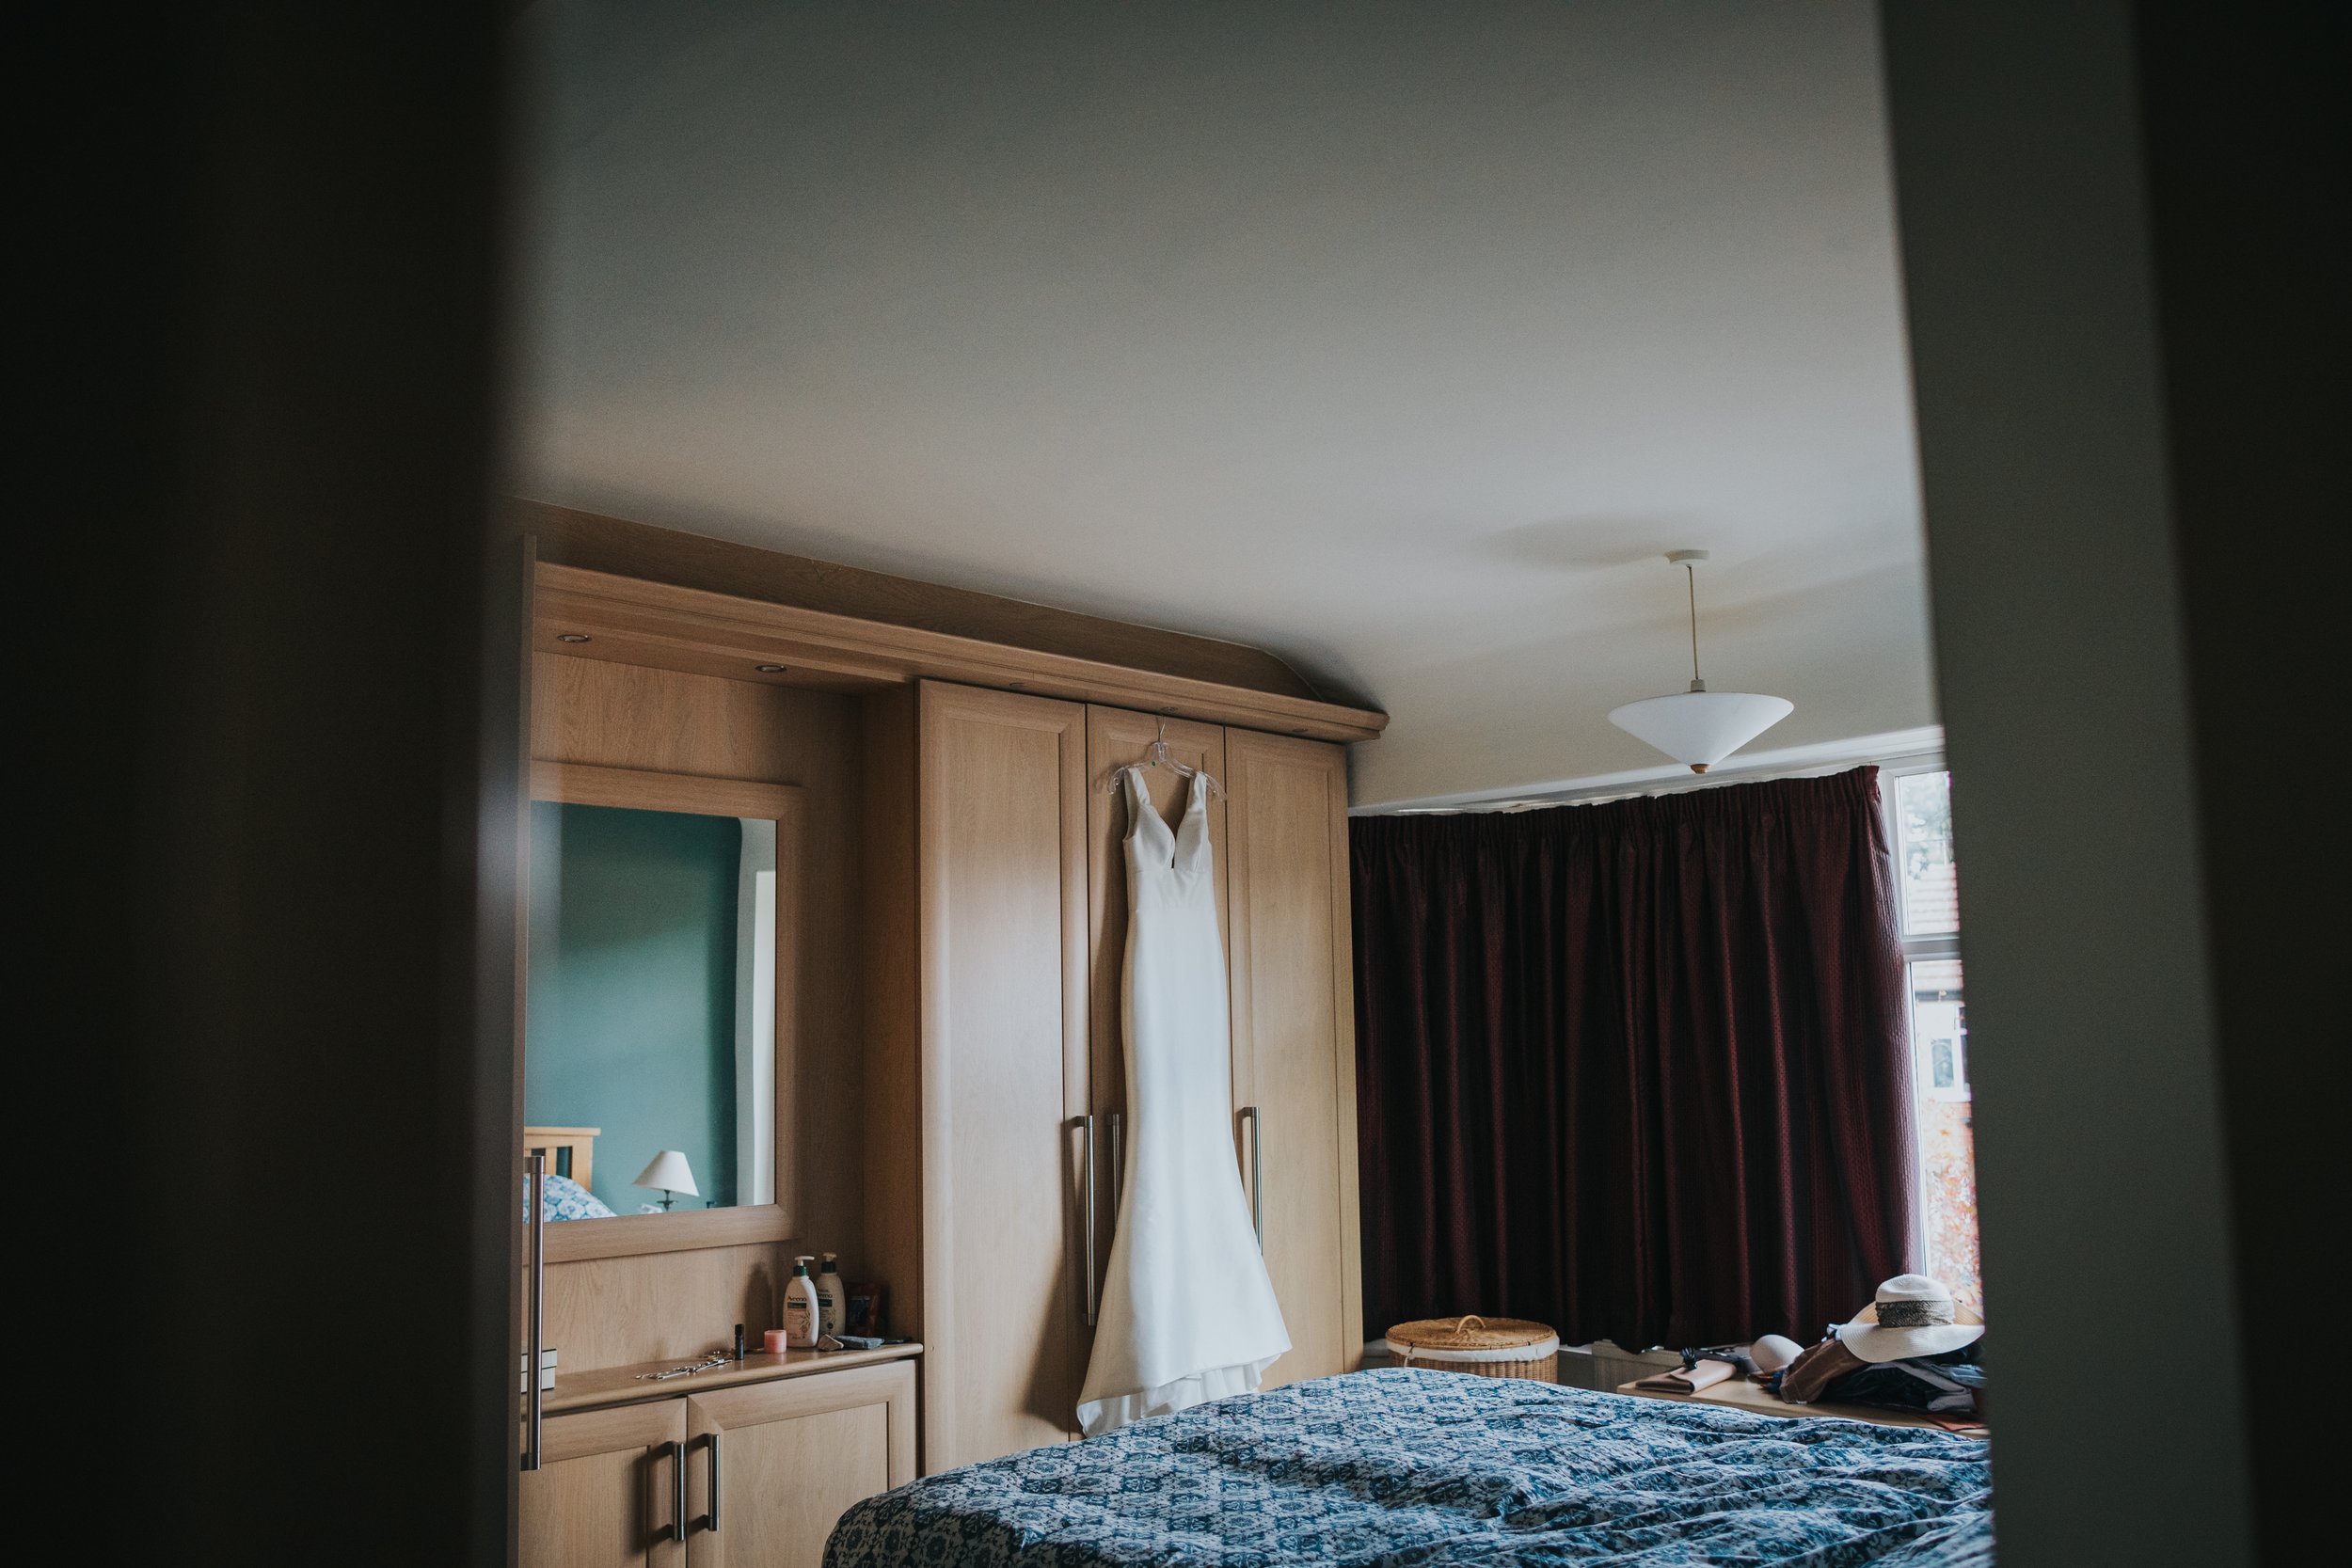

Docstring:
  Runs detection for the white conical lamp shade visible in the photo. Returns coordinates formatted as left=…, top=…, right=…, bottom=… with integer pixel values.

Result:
left=1607, top=690, right=1794, bottom=772
left=633, top=1149, right=700, bottom=1197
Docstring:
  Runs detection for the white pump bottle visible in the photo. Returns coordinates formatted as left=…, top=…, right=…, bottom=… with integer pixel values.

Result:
left=782, top=1255, right=821, bottom=1349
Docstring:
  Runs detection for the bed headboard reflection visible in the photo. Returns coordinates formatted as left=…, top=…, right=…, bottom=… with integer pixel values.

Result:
left=524, top=1126, right=600, bottom=1190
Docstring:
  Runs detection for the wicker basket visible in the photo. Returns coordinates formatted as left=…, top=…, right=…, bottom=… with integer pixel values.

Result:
left=1384, top=1314, right=1561, bottom=1382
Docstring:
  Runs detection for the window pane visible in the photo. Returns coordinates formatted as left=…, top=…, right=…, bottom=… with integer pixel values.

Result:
left=1895, top=771, right=1960, bottom=937
left=1910, top=957, right=1979, bottom=1313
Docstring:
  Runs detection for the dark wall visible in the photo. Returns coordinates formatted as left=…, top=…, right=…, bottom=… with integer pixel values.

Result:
left=37, top=5, right=520, bottom=1561
left=1883, top=2, right=2341, bottom=1563
left=2131, top=4, right=2344, bottom=1552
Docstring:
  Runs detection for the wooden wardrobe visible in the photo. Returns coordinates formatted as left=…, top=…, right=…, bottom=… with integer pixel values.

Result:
left=881, top=685, right=1364, bottom=1473
left=516, top=504, right=1381, bottom=1513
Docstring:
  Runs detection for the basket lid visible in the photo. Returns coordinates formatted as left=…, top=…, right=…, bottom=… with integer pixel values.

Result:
left=1385, top=1313, right=1556, bottom=1355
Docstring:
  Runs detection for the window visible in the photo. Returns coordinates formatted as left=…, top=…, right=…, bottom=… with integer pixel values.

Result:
left=1887, top=767, right=1979, bottom=1313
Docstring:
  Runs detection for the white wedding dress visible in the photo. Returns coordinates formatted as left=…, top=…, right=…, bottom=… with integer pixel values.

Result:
left=1075, top=768, right=1289, bottom=1435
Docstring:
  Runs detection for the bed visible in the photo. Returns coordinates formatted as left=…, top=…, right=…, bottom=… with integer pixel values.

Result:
left=826, top=1368, right=1992, bottom=1568
left=523, top=1124, right=600, bottom=1189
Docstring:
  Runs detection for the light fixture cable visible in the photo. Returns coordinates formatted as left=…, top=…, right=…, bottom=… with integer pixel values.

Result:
left=1685, top=559, right=1704, bottom=692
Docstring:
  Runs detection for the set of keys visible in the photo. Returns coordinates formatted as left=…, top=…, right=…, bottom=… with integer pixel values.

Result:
left=633, top=1350, right=732, bottom=1382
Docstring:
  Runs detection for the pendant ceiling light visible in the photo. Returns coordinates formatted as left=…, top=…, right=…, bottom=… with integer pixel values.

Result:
left=1607, top=550, right=1793, bottom=774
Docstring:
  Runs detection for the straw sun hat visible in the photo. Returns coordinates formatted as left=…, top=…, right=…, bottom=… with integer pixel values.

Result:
left=1834, top=1275, right=1983, bottom=1363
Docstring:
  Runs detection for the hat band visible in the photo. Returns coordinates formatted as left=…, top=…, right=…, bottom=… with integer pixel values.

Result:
left=1873, top=1299, right=1953, bottom=1328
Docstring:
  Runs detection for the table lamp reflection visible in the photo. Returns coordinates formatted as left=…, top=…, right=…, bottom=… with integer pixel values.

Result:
left=633, top=1149, right=700, bottom=1212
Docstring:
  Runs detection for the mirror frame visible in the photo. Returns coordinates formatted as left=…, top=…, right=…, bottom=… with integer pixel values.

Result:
left=525, top=760, right=803, bottom=1262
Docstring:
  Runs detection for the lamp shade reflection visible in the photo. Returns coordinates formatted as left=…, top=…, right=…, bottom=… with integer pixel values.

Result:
left=634, top=1148, right=700, bottom=1211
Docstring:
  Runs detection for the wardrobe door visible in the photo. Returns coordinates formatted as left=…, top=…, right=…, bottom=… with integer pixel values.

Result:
left=520, top=1402, right=688, bottom=1568
left=918, top=681, right=1089, bottom=1470
left=683, top=1362, right=917, bottom=1568
left=1223, top=729, right=1363, bottom=1386
left=1084, top=705, right=1229, bottom=1260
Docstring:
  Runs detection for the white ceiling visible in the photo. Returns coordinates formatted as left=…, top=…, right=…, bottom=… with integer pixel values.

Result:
left=513, top=0, right=1935, bottom=809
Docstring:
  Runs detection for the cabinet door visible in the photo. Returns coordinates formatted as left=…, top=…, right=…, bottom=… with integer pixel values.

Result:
left=918, top=682, right=1090, bottom=1470
left=1224, top=730, right=1363, bottom=1385
left=1084, top=705, right=1230, bottom=1272
left=683, top=1362, right=917, bottom=1568
left=521, top=1402, right=688, bottom=1568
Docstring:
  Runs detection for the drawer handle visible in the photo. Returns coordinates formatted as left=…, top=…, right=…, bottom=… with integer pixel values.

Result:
left=706, top=1431, right=722, bottom=1532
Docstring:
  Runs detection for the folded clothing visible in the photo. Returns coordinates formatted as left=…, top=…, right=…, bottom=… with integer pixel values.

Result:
left=1778, top=1333, right=1986, bottom=1415
left=1832, top=1360, right=1978, bottom=1413
left=1633, top=1357, right=1739, bottom=1394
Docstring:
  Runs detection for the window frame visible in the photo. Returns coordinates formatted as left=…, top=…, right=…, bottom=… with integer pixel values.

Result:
left=1880, top=757, right=1969, bottom=1282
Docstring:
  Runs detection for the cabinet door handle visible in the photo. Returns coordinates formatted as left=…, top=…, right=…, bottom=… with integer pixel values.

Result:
left=1081, top=1113, right=1099, bottom=1327
left=706, top=1430, right=722, bottom=1532
left=520, top=1153, right=546, bottom=1473
left=670, top=1439, right=687, bottom=1540
left=1240, top=1106, right=1263, bottom=1250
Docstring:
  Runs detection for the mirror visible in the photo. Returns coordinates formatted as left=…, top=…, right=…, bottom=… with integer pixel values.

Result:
left=522, top=763, right=800, bottom=1246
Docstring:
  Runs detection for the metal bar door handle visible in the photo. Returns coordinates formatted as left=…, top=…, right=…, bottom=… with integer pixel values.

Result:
left=1240, top=1106, right=1263, bottom=1250
left=667, top=1439, right=687, bottom=1540
left=706, top=1430, right=722, bottom=1532
left=1081, top=1114, right=1099, bottom=1326
left=1107, top=1112, right=1124, bottom=1221
left=521, top=1153, right=546, bottom=1472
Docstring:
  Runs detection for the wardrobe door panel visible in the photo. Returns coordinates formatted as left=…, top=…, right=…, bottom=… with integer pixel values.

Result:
left=918, top=682, right=1089, bottom=1471
left=1224, top=730, right=1362, bottom=1386
left=520, top=1402, right=688, bottom=1568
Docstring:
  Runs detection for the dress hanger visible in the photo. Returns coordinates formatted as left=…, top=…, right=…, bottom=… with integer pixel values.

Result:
left=1095, top=719, right=1227, bottom=799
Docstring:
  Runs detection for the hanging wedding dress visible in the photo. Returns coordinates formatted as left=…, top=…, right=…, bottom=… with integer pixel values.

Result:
left=1075, top=767, right=1288, bottom=1435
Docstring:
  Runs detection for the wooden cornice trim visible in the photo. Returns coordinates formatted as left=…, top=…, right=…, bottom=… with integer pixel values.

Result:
left=535, top=563, right=1390, bottom=743
left=528, top=761, right=801, bottom=819
left=510, top=498, right=1331, bottom=704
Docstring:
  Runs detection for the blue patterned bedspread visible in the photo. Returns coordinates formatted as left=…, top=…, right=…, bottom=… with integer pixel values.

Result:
left=827, top=1369, right=1992, bottom=1568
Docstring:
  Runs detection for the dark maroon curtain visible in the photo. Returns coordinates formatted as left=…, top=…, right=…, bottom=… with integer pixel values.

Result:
left=1350, top=767, right=1913, bottom=1351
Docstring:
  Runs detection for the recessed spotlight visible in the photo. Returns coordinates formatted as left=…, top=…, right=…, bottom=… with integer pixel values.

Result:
left=555, top=633, right=591, bottom=644
left=755, top=664, right=787, bottom=673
